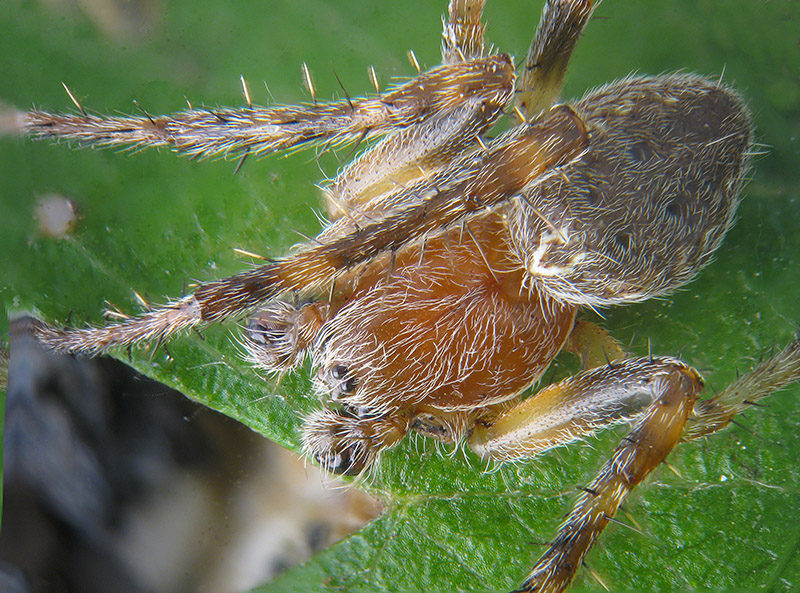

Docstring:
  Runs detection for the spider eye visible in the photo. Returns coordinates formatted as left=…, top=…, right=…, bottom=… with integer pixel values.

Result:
left=321, top=364, right=359, bottom=398
left=342, top=376, right=358, bottom=394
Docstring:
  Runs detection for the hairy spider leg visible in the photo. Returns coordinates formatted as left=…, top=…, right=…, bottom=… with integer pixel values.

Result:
left=442, top=0, right=487, bottom=64
left=328, top=0, right=596, bottom=223
left=471, top=357, right=700, bottom=463
left=468, top=339, right=800, bottom=593
left=31, top=105, right=588, bottom=356
left=685, top=336, right=800, bottom=440
left=25, top=57, right=513, bottom=161
left=516, top=0, right=597, bottom=119
left=322, top=54, right=514, bottom=224
left=25, top=0, right=602, bottom=360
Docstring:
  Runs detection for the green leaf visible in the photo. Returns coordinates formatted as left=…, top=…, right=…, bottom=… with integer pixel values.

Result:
left=3, top=1, right=800, bottom=592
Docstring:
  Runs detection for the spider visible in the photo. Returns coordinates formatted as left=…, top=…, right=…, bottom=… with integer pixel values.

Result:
left=15, top=0, right=800, bottom=591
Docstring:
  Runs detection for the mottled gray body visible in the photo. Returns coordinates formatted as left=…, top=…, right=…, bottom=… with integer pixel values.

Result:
left=512, top=75, right=751, bottom=306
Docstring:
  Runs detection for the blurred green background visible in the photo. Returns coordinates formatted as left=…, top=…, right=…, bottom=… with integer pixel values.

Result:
left=2, top=1, right=800, bottom=591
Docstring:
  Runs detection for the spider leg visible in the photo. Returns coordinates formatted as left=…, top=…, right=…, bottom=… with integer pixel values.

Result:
left=24, top=56, right=512, bottom=160
left=442, top=0, right=486, bottom=64
left=323, top=52, right=513, bottom=220
left=516, top=0, right=597, bottom=119
left=31, top=104, right=588, bottom=356
left=685, top=333, right=800, bottom=440
left=470, top=335, right=800, bottom=593
left=470, top=357, right=695, bottom=462
left=507, top=358, right=702, bottom=593
left=562, top=320, right=626, bottom=370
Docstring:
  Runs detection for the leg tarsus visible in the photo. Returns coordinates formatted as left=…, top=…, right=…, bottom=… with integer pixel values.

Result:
left=442, top=0, right=487, bottom=63
left=685, top=334, right=800, bottom=440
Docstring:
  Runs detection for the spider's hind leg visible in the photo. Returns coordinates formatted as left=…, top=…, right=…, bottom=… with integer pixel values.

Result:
left=516, top=0, right=597, bottom=119
left=470, top=357, right=699, bottom=465
left=471, top=357, right=703, bottom=593
left=470, top=334, right=800, bottom=593
left=685, top=334, right=800, bottom=440
left=509, top=358, right=702, bottom=593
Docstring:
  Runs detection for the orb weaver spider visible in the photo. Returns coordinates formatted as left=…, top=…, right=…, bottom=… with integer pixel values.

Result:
left=14, top=0, right=800, bottom=591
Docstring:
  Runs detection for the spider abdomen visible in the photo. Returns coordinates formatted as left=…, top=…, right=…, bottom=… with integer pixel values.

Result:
left=510, top=74, right=753, bottom=307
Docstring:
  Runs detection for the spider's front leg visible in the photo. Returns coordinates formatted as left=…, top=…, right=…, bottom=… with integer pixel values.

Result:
left=442, top=0, right=487, bottom=64
left=30, top=100, right=587, bottom=357
left=470, top=338, right=800, bottom=593
left=25, top=55, right=513, bottom=160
